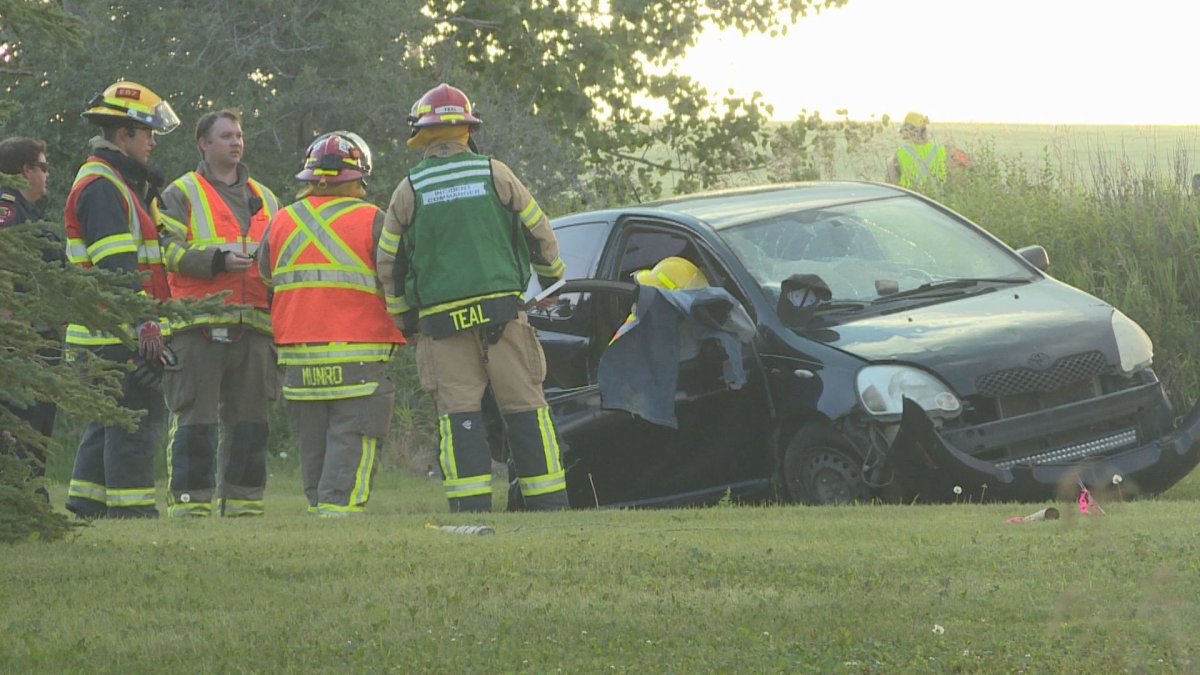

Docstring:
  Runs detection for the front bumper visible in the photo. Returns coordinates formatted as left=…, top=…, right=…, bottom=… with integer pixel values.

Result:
left=884, top=388, right=1200, bottom=502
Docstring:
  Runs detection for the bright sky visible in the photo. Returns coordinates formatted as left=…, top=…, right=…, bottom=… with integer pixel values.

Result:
left=678, top=0, right=1200, bottom=125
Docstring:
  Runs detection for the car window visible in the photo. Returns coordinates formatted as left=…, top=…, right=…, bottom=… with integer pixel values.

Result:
left=615, top=229, right=699, bottom=283
left=720, top=195, right=1033, bottom=303
left=526, top=220, right=611, bottom=321
left=555, top=220, right=611, bottom=281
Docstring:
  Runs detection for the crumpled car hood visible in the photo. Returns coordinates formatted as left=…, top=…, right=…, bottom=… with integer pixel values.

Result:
left=801, top=279, right=1121, bottom=394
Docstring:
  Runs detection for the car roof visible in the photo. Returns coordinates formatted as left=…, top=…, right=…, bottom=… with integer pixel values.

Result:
left=555, top=181, right=907, bottom=231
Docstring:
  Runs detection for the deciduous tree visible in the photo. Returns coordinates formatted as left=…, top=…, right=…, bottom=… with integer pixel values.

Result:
left=7, top=0, right=846, bottom=207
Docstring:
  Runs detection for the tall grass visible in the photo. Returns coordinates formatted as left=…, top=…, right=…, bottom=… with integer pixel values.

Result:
left=932, top=142, right=1200, bottom=410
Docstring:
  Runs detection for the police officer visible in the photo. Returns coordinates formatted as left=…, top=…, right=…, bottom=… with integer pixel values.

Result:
left=377, top=83, right=569, bottom=512
left=63, top=81, right=179, bottom=519
left=258, top=131, right=405, bottom=516
left=0, top=136, right=62, bottom=501
left=158, top=110, right=281, bottom=517
left=0, top=137, right=50, bottom=228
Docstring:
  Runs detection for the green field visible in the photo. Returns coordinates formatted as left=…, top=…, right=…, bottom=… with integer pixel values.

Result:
left=935, top=122, right=1200, bottom=177
left=650, top=121, right=1200, bottom=199
left=4, top=467, right=1199, bottom=672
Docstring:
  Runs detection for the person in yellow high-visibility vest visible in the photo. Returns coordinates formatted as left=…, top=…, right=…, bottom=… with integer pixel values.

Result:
left=887, top=112, right=970, bottom=191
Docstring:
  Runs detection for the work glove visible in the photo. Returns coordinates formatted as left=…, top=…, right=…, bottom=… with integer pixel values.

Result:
left=136, top=320, right=165, bottom=364
left=537, top=275, right=560, bottom=292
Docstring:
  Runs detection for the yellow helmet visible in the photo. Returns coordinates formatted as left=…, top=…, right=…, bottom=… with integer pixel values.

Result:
left=634, top=256, right=709, bottom=291
left=902, top=111, right=929, bottom=128
left=82, top=81, right=180, bottom=134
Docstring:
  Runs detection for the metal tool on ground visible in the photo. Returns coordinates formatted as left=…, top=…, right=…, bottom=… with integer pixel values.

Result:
left=1004, top=506, right=1060, bottom=523
left=425, top=523, right=495, bottom=536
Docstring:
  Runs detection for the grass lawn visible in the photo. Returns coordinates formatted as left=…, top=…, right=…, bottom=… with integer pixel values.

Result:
left=3, top=462, right=1199, bottom=672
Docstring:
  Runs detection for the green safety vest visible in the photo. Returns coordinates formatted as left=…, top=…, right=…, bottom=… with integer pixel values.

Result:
left=896, top=142, right=948, bottom=189
left=404, top=152, right=529, bottom=325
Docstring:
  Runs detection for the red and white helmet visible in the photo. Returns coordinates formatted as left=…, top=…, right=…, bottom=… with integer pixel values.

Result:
left=295, top=131, right=372, bottom=183
left=408, top=83, right=482, bottom=129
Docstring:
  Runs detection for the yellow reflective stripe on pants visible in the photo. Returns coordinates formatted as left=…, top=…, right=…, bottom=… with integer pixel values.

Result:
left=68, top=479, right=107, bottom=504
left=168, top=502, right=212, bottom=517
left=317, top=503, right=365, bottom=517
left=350, top=436, right=377, bottom=507
left=282, top=382, right=379, bottom=401
left=537, top=407, right=562, bottom=474
left=518, top=470, right=567, bottom=496
left=276, top=343, right=395, bottom=364
left=223, top=499, right=264, bottom=517
left=444, top=474, right=492, bottom=499
left=106, top=487, right=156, bottom=507
left=438, top=414, right=456, bottom=479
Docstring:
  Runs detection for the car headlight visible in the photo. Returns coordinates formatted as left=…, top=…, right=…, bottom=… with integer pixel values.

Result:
left=856, top=365, right=961, bottom=419
left=1111, top=310, right=1153, bottom=373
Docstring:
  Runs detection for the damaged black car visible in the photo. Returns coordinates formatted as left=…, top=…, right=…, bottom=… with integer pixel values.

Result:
left=514, top=182, right=1200, bottom=507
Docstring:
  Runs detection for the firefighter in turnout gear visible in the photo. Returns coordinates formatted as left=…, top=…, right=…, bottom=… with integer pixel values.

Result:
left=258, top=131, right=405, bottom=516
left=377, top=83, right=570, bottom=512
left=158, top=110, right=281, bottom=517
left=64, top=80, right=179, bottom=519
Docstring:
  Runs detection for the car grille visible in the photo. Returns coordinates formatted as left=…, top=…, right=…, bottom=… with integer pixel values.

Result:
left=994, top=427, right=1138, bottom=468
left=975, top=351, right=1107, bottom=398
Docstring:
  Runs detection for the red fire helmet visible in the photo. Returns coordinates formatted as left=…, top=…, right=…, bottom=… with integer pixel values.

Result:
left=295, top=131, right=373, bottom=183
left=407, top=83, right=482, bottom=129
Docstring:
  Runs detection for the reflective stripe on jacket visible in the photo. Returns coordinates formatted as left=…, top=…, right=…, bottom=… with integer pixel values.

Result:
left=267, top=195, right=405, bottom=348
left=63, top=157, right=170, bottom=346
left=896, top=142, right=948, bottom=189
left=163, top=171, right=279, bottom=331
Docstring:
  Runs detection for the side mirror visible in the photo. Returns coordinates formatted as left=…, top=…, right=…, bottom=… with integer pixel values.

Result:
left=1016, top=245, right=1049, bottom=272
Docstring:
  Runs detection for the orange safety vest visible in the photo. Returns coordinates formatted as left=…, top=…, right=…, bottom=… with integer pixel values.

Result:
left=267, top=196, right=405, bottom=347
left=166, top=171, right=278, bottom=310
left=64, top=157, right=171, bottom=346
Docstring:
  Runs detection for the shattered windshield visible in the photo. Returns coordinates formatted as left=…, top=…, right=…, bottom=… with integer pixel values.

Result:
left=719, top=196, right=1034, bottom=306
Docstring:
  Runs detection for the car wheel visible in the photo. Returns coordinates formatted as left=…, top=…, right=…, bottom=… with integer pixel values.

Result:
left=783, top=426, right=868, bottom=505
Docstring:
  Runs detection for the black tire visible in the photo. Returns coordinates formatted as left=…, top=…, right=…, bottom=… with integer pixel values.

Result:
left=783, top=426, right=869, bottom=505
